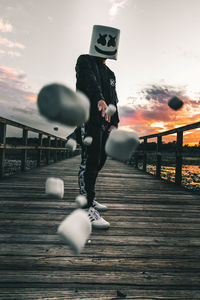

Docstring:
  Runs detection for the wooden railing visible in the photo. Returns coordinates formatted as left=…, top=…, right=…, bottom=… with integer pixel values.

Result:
left=0, top=116, right=80, bottom=178
left=133, top=121, right=200, bottom=185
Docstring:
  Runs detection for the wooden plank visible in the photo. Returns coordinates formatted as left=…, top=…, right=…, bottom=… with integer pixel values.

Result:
left=1, top=226, right=200, bottom=236
left=1, top=270, right=200, bottom=286
left=1, top=213, right=200, bottom=223
left=0, top=192, right=199, bottom=202
left=0, top=234, right=199, bottom=246
left=2, top=200, right=200, bottom=211
left=1, top=206, right=199, bottom=218
left=1, top=219, right=200, bottom=230
left=0, top=243, right=199, bottom=258
left=0, top=155, right=200, bottom=298
left=0, top=287, right=199, bottom=300
left=1, top=256, right=200, bottom=272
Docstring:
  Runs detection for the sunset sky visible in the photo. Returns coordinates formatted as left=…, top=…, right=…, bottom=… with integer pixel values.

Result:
left=0, top=0, right=199, bottom=144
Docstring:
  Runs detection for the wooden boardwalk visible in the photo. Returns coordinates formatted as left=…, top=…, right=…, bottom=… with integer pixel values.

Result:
left=0, top=156, right=200, bottom=299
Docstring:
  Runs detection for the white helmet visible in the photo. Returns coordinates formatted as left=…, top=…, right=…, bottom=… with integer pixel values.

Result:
left=89, top=25, right=120, bottom=60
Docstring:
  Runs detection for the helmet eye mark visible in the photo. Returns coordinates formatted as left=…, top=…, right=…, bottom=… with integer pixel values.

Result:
left=108, top=35, right=116, bottom=47
left=97, top=34, right=107, bottom=46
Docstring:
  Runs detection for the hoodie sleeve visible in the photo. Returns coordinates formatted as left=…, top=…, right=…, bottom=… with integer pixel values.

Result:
left=75, top=55, right=105, bottom=105
left=110, top=105, right=120, bottom=128
left=109, top=73, right=120, bottom=127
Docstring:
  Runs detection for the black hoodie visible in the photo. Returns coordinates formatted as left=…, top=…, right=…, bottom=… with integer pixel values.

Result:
left=75, top=54, right=120, bottom=127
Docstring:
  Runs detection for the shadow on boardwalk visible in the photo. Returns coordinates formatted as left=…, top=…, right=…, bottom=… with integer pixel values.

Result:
left=0, top=156, right=200, bottom=299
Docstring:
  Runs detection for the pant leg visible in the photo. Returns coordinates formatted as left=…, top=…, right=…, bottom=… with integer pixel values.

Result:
left=98, top=127, right=109, bottom=172
left=78, top=122, right=102, bottom=207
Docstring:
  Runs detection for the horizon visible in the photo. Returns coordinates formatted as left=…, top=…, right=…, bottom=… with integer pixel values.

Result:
left=5, top=135, right=200, bottom=147
left=0, top=0, right=199, bottom=144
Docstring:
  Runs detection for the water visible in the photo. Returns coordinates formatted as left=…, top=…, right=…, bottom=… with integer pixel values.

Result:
left=145, top=164, right=200, bottom=193
left=4, top=159, right=37, bottom=176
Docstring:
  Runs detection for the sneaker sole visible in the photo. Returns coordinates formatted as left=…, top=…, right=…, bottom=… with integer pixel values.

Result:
left=92, top=223, right=110, bottom=229
left=94, top=207, right=108, bottom=212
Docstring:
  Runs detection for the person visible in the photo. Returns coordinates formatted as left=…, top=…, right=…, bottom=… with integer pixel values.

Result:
left=75, top=25, right=120, bottom=229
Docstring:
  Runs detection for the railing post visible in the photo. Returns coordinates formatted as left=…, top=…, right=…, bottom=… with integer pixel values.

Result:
left=175, top=131, right=183, bottom=185
left=0, top=123, right=6, bottom=178
left=46, top=136, right=51, bottom=165
left=156, top=135, right=162, bottom=178
left=134, top=152, right=138, bottom=168
left=143, top=138, right=147, bottom=172
left=54, top=137, right=57, bottom=162
left=58, top=139, right=62, bottom=161
left=66, top=149, right=69, bottom=159
left=21, top=129, right=28, bottom=171
left=62, top=141, right=66, bottom=160
left=37, top=133, right=42, bottom=167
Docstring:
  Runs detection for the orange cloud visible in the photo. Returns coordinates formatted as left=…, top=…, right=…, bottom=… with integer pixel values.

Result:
left=0, top=19, right=13, bottom=32
left=0, top=65, right=25, bottom=82
left=26, top=94, right=37, bottom=102
left=0, top=65, right=36, bottom=105
left=118, top=84, right=200, bottom=145
left=0, top=37, right=25, bottom=49
left=8, top=51, right=21, bottom=57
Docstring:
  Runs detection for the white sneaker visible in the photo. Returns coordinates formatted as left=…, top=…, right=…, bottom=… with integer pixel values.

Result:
left=93, top=200, right=108, bottom=211
left=86, top=207, right=110, bottom=229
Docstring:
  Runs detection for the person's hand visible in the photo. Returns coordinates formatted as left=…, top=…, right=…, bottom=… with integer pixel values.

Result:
left=98, top=100, right=111, bottom=122
left=108, top=125, right=117, bottom=132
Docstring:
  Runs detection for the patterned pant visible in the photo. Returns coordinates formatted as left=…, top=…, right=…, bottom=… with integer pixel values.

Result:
left=78, top=122, right=109, bottom=207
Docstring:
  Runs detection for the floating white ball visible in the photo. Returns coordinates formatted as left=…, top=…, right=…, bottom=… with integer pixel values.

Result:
left=105, top=129, right=140, bottom=161
left=45, top=177, right=64, bottom=199
left=75, top=195, right=87, bottom=208
left=57, top=209, right=92, bottom=254
left=37, top=83, right=90, bottom=126
left=66, top=138, right=77, bottom=151
left=83, top=136, right=93, bottom=146
left=105, top=104, right=116, bottom=117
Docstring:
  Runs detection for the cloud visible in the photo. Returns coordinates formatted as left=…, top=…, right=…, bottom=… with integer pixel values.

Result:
left=0, top=18, right=13, bottom=32
left=48, top=16, right=53, bottom=22
left=118, top=105, right=136, bottom=117
left=118, top=83, right=200, bottom=143
left=7, top=51, right=21, bottom=57
left=0, top=19, right=23, bottom=56
left=142, top=84, right=188, bottom=103
left=0, top=36, right=25, bottom=49
left=109, top=0, right=128, bottom=20
left=0, top=66, right=74, bottom=138
left=0, top=49, right=21, bottom=57
left=0, top=65, right=26, bottom=85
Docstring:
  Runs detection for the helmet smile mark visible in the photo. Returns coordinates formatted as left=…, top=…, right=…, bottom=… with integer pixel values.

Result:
left=95, top=46, right=117, bottom=56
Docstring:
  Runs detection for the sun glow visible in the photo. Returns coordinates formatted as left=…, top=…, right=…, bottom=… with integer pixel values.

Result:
left=186, top=87, right=200, bottom=102
left=150, top=122, right=166, bottom=130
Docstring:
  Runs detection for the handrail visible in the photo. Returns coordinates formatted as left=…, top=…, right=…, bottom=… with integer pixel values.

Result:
left=140, top=121, right=200, bottom=139
left=0, top=116, right=66, bottom=140
left=134, top=121, right=200, bottom=185
left=0, top=116, right=80, bottom=178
